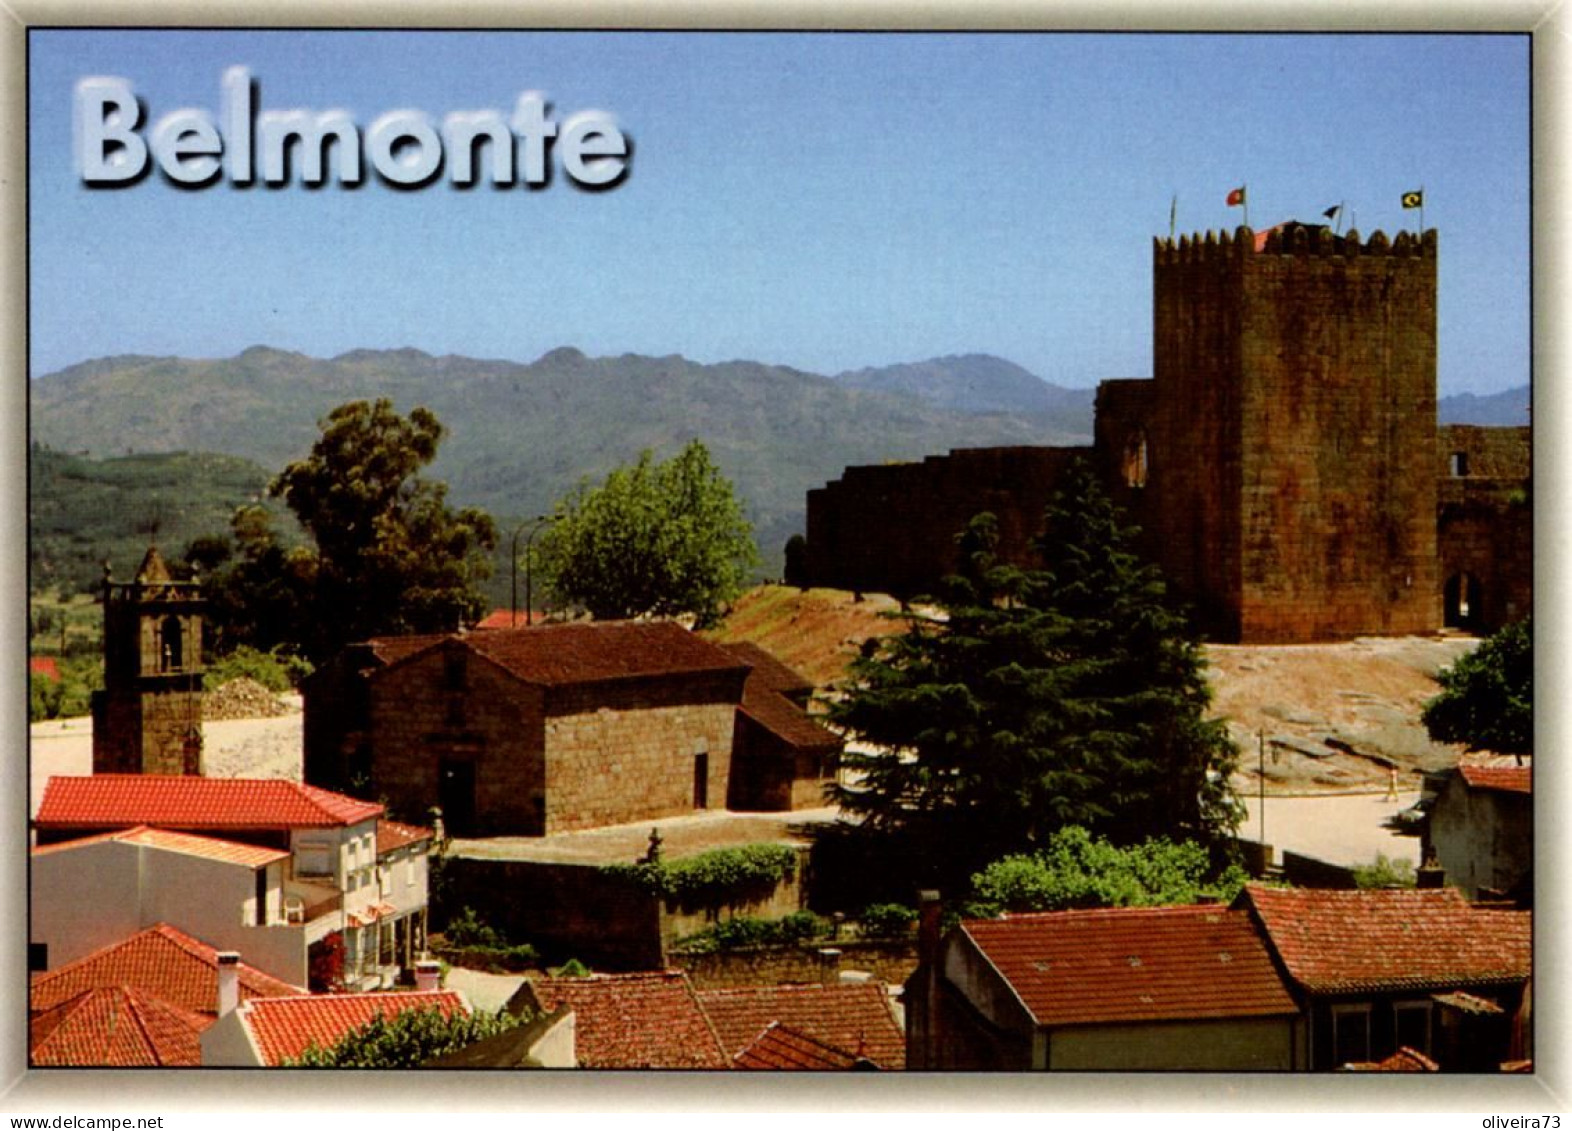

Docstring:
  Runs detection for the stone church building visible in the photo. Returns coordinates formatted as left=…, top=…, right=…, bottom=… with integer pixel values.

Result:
left=303, top=620, right=841, bottom=837
left=800, top=223, right=1530, bottom=643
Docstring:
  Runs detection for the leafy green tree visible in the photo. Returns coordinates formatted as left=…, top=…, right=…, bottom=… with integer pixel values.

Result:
left=251, top=400, right=497, bottom=661
left=539, top=439, right=758, bottom=628
left=829, top=461, right=1239, bottom=887
left=185, top=505, right=316, bottom=659
left=1421, top=618, right=1532, bottom=756
left=965, top=826, right=1248, bottom=917
left=283, top=1006, right=527, bottom=1068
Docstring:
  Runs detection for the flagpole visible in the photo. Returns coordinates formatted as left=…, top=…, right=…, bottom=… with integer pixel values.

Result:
left=1243, top=184, right=1249, bottom=230
left=1169, top=193, right=1177, bottom=241
left=1420, top=185, right=1425, bottom=235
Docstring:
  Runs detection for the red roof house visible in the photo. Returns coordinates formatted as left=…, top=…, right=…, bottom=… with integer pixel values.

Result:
left=1426, top=755, right=1532, bottom=903
left=1241, top=884, right=1531, bottom=1069
left=34, top=775, right=383, bottom=840
left=30, top=985, right=210, bottom=1068
left=517, top=971, right=730, bottom=1069
left=696, top=982, right=905, bottom=1069
left=201, top=989, right=469, bottom=1066
left=905, top=901, right=1300, bottom=1071
left=30, top=923, right=301, bottom=1017
left=733, top=1021, right=881, bottom=1070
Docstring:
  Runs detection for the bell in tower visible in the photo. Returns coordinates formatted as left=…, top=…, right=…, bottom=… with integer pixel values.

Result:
left=90, top=545, right=207, bottom=776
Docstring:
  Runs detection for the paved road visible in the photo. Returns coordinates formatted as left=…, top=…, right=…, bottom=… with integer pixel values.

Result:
left=1237, top=789, right=1424, bottom=869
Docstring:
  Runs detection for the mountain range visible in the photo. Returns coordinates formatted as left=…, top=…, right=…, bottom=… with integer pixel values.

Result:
left=27, top=345, right=1529, bottom=590
left=29, top=347, right=1094, bottom=586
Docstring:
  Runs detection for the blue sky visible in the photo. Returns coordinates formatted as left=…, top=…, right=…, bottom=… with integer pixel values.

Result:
left=28, top=29, right=1530, bottom=395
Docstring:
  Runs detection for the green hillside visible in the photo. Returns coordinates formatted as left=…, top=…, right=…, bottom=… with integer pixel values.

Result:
left=31, top=347, right=1093, bottom=581
left=28, top=444, right=282, bottom=596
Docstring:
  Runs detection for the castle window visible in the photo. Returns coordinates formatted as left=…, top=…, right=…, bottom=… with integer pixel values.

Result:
left=444, top=648, right=467, bottom=691
left=1449, top=451, right=1469, bottom=477
left=1122, top=430, right=1149, bottom=489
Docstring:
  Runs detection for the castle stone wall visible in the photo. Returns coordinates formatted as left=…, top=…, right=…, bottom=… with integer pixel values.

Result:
left=804, top=446, right=1086, bottom=599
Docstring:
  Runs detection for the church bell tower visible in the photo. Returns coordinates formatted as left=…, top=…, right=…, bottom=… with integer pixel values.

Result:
left=91, top=545, right=206, bottom=775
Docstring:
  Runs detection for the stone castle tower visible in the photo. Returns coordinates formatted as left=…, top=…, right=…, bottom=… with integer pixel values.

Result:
left=91, top=545, right=206, bottom=775
left=805, top=221, right=1475, bottom=644
left=1100, top=223, right=1440, bottom=641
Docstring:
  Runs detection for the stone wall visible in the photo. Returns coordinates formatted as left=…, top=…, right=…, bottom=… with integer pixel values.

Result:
left=1153, top=226, right=1439, bottom=642
left=1436, top=425, right=1531, bottom=632
left=370, top=643, right=549, bottom=836
left=804, top=446, right=1086, bottom=599
left=798, top=225, right=1519, bottom=645
left=544, top=699, right=739, bottom=833
left=673, top=940, right=918, bottom=990
left=440, top=857, right=665, bottom=969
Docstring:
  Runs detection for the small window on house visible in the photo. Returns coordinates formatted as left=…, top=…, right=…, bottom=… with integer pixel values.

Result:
left=1449, top=451, right=1469, bottom=477
left=1331, top=1003, right=1372, bottom=1066
left=1122, top=430, right=1149, bottom=489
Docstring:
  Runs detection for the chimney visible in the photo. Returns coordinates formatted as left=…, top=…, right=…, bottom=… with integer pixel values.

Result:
left=216, top=951, right=241, bottom=1017
left=816, top=948, right=842, bottom=986
left=414, top=959, right=442, bottom=992
left=917, top=890, right=942, bottom=968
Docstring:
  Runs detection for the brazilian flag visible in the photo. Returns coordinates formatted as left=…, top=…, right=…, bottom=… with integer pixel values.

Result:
left=1402, top=190, right=1424, bottom=209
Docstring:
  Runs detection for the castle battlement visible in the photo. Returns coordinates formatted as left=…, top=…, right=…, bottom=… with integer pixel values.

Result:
left=1154, top=224, right=1438, bottom=265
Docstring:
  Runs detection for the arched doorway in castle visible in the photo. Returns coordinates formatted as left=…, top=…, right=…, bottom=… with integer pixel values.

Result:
left=1443, top=571, right=1484, bottom=632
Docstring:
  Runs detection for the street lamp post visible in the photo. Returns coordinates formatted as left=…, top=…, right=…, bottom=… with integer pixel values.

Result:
left=511, top=515, right=551, bottom=628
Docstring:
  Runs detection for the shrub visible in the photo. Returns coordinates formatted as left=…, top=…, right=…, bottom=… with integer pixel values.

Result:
left=284, top=1006, right=526, bottom=1067
left=857, top=902, right=918, bottom=938
left=673, top=911, right=829, bottom=954
left=601, top=843, right=798, bottom=909
left=203, top=644, right=313, bottom=692
left=966, top=826, right=1249, bottom=917
left=1353, top=853, right=1417, bottom=890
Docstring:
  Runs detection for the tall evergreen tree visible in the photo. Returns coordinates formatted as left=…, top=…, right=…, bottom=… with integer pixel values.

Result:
left=829, top=461, right=1239, bottom=885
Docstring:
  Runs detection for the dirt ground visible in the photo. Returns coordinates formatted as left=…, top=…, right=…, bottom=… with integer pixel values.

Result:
left=713, top=585, right=1480, bottom=796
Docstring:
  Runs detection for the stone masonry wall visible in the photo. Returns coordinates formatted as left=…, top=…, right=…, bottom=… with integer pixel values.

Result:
left=673, top=940, right=919, bottom=990
left=804, top=446, right=1086, bottom=598
left=543, top=698, right=738, bottom=833
left=370, top=645, right=548, bottom=836
left=1234, top=227, right=1438, bottom=641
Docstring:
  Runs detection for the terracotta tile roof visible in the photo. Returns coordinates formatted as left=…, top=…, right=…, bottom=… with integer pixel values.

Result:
left=30, top=985, right=209, bottom=1067
left=1458, top=762, right=1531, bottom=794
left=738, top=686, right=842, bottom=752
left=35, top=775, right=383, bottom=832
left=697, top=982, right=904, bottom=1068
left=459, top=621, right=750, bottom=689
left=524, top=971, right=729, bottom=1069
left=1432, top=991, right=1506, bottom=1015
left=475, top=609, right=533, bottom=630
left=376, top=819, right=433, bottom=856
left=961, top=905, right=1298, bottom=1028
left=366, top=634, right=448, bottom=666
left=31, top=825, right=289, bottom=868
left=30, top=924, right=301, bottom=1016
left=717, top=641, right=815, bottom=696
left=733, top=1021, right=880, bottom=1070
left=239, top=990, right=468, bottom=1066
left=1244, top=884, right=1532, bottom=994
left=347, top=902, right=399, bottom=928
left=1344, top=1047, right=1440, bottom=1072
